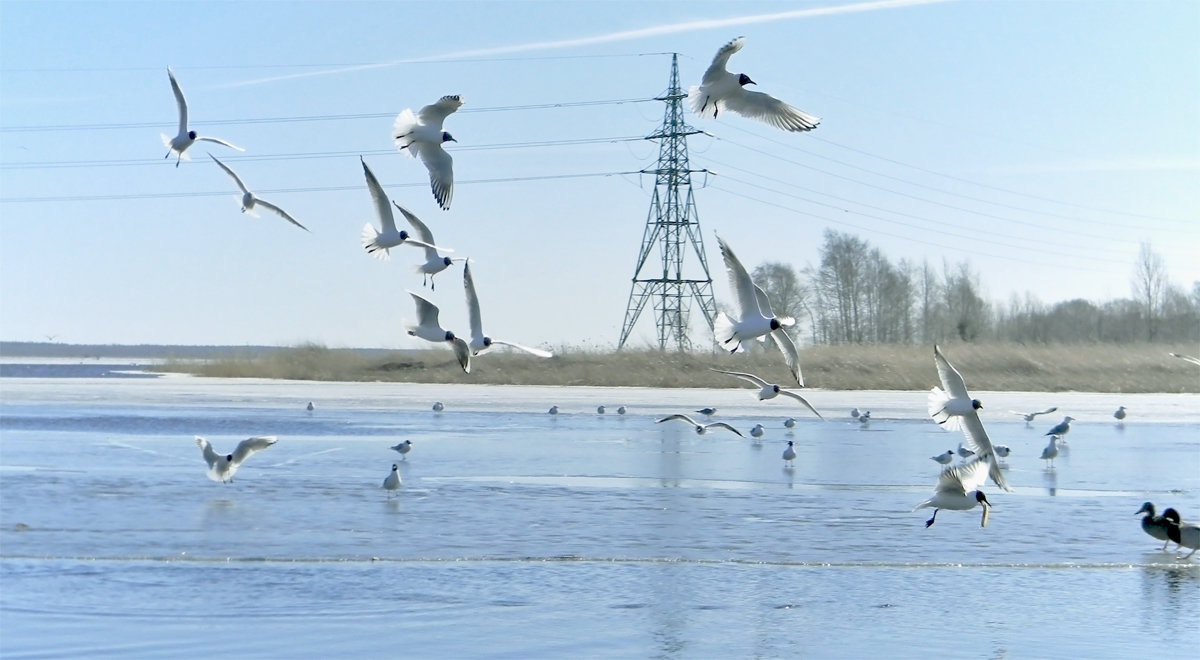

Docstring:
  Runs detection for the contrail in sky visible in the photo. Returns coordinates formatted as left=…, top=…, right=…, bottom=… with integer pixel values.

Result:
left=223, top=0, right=952, bottom=88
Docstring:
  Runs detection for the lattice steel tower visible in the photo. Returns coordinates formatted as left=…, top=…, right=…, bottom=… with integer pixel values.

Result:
left=618, top=54, right=717, bottom=351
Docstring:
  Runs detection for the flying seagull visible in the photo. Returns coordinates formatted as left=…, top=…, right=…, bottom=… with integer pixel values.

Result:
left=195, top=435, right=276, bottom=483
left=209, top=155, right=307, bottom=231
left=463, top=262, right=552, bottom=358
left=688, top=36, right=819, bottom=132
left=391, top=201, right=461, bottom=290
left=1169, top=352, right=1200, bottom=366
left=913, top=455, right=994, bottom=529
left=359, top=157, right=441, bottom=259
left=713, top=234, right=802, bottom=385
left=709, top=368, right=821, bottom=419
left=655, top=414, right=744, bottom=437
left=1009, top=407, right=1058, bottom=423
left=162, top=67, right=243, bottom=167
left=392, top=95, right=461, bottom=210
left=405, top=291, right=471, bottom=374
left=928, top=345, right=1010, bottom=492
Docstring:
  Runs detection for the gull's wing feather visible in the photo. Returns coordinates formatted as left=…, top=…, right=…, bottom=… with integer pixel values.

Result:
left=408, top=291, right=441, bottom=328
left=208, top=154, right=248, bottom=194
left=709, top=368, right=768, bottom=388
left=778, top=389, right=823, bottom=420
left=168, top=67, right=187, bottom=135
left=489, top=340, right=553, bottom=358
left=933, top=344, right=971, bottom=400
left=196, top=136, right=244, bottom=151
left=361, top=158, right=397, bottom=233
left=716, top=235, right=761, bottom=319
left=420, top=145, right=454, bottom=211
left=959, top=413, right=1009, bottom=491
left=231, top=436, right=277, bottom=465
left=934, top=456, right=990, bottom=496
left=195, top=436, right=219, bottom=469
left=256, top=199, right=309, bottom=232
left=392, top=201, right=441, bottom=260
left=707, top=422, right=744, bottom=437
left=417, top=95, right=463, bottom=126
left=450, top=336, right=471, bottom=374
left=463, top=262, right=485, bottom=347
left=657, top=414, right=698, bottom=425
left=702, top=36, right=744, bottom=85
left=770, top=327, right=803, bottom=386
left=723, top=89, right=820, bottom=132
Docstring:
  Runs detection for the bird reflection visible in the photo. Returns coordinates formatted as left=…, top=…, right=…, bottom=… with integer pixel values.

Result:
left=1043, top=468, right=1058, bottom=496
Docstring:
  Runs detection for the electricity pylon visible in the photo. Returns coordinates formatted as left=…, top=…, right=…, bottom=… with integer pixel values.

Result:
left=618, top=54, right=717, bottom=351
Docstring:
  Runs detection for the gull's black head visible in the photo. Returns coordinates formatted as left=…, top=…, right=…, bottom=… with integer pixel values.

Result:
left=972, top=399, right=983, bottom=410
left=392, top=464, right=399, bottom=471
left=187, top=130, right=197, bottom=140
left=442, top=256, right=452, bottom=266
left=975, top=491, right=990, bottom=505
left=225, top=453, right=233, bottom=462
left=442, top=131, right=456, bottom=143
left=772, top=385, right=781, bottom=393
left=482, top=337, right=493, bottom=348
left=444, top=331, right=455, bottom=341
left=399, top=230, right=411, bottom=240
left=769, top=318, right=782, bottom=331
left=738, top=73, right=755, bottom=86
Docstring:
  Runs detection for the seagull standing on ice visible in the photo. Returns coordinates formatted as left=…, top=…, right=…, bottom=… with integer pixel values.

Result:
left=359, top=158, right=442, bottom=259
left=688, top=37, right=819, bottom=132
left=927, top=345, right=1010, bottom=492
left=655, top=414, right=744, bottom=437
left=782, top=440, right=797, bottom=467
left=405, top=291, right=471, bottom=374
left=382, top=464, right=401, bottom=497
left=209, top=155, right=308, bottom=232
left=162, top=67, right=243, bottom=166
left=931, top=450, right=955, bottom=465
left=463, top=262, right=553, bottom=358
left=195, top=435, right=276, bottom=483
left=696, top=407, right=718, bottom=417
left=390, top=440, right=413, bottom=459
left=1113, top=406, right=1127, bottom=421
left=1044, top=416, right=1075, bottom=439
left=750, top=423, right=765, bottom=438
left=1040, top=435, right=1060, bottom=468
left=392, top=95, right=461, bottom=210
left=713, top=235, right=802, bottom=385
left=710, top=368, right=822, bottom=419
left=913, top=455, right=994, bottom=528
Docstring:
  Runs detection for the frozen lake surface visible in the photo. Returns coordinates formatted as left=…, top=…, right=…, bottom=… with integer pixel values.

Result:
left=2, top=370, right=1198, bottom=658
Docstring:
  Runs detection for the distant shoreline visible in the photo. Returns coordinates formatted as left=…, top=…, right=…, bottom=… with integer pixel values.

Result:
left=4, top=341, right=1195, bottom=393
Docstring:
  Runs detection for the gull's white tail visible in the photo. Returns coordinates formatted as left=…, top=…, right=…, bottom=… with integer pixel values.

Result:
left=714, top=313, right=741, bottom=352
left=687, top=86, right=718, bottom=119
left=927, top=387, right=964, bottom=432
left=361, top=222, right=390, bottom=260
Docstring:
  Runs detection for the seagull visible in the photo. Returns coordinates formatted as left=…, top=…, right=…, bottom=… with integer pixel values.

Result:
left=931, top=450, right=955, bottom=465
left=783, top=417, right=796, bottom=429
left=1162, top=508, right=1199, bottom=559
left=956, top=442, right=975, bottom=459
left=1136, top=502, right=1172, bottom=551
left=688, top=36, right=819, bottom=133
left=209, top=154, right=308, bottom=232
left=1113, top=406, right=1126, bottom=421
left=463, top=262, right=553, bottom=358
left=390, top=201, right=462, bottom=290
left=858, top=410, right=871, bottom=425
left=913, top=455, right=994, bottom=528
left=405, top=291, right=471, bottom=374
left=162, top=67, right=244, bottom=166
left=597, top=405, right=606, bottom=414
left=696, top=407, right=718, bottom=417
left=850, top=408, right=861, bottom=419
left=655, top=414, right=744, bottom=437
left=994, top=445, right=1011, bottom=466
left=392, top=94, right=461, bottom=210
left=359, top=158, right=442, bottom=260
left=713, top=235, right=802, bottom=385
left=195, top=435, right=276, bottom=483
left=1009, top=407, right=1058, bottom=423
left=710, top=368, right=822, bottom=419
left=1169, top=352, right=1200, bottom=366
left=928, top=345, right=1010, bottom=492
left=432, top=402, right=444, bottom=412
left=548, top=405, right=558, bottom=415
left=1040, top=435, right=1060, bottom=468
left=1045, top=416, right=1075, bottom=438
left=382, top=464, right=401, bottom=497
left=750, top=423, right=765, bottom=438
left=306, top=401, right=314, bottom=412
left=617, top=406, right=627, bottom=415
left=782, top=440, right=797, bottom=467
left=390, top=440, right=413, bottom=459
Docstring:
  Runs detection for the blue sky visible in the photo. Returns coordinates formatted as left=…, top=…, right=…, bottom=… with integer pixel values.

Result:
left=1, top=0, right=1196, bottom=350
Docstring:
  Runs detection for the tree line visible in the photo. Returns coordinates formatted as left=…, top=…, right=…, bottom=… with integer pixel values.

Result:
left=751, top=230, right=1198, bottom=345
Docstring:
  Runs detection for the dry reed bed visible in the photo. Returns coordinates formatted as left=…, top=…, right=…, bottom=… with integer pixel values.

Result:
left=161, top=343, right=1200, bottom=393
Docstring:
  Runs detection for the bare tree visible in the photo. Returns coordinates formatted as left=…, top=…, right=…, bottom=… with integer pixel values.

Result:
left=1131, top=241, right=1169, bottom=340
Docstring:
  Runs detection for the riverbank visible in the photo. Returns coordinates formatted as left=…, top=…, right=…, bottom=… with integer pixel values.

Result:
left=153, top=342, right=1199, bottom=393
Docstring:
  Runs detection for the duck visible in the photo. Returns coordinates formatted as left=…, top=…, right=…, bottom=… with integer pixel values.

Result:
left=1162, top=508, right=1199, bottom=559
left=1135, top=502, right=1171, bottom=551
